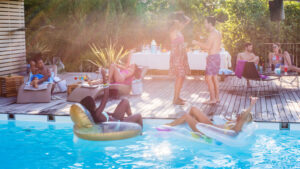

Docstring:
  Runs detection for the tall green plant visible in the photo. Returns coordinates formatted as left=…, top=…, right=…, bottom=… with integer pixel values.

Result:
left=87, top=43, right=129, bottom=68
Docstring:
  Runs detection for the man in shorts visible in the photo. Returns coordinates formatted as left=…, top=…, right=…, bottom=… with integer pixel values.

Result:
left=193, top=16, right=222, bottom=104
left=237, top=43, right=260, bottom=87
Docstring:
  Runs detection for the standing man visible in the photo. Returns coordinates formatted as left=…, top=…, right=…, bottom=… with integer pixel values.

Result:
left=237, top=43, right=260, bottom=87
left=193, top=16, right=222, bottom=104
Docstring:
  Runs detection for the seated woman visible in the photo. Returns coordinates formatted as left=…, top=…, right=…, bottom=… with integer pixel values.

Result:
left=81, top=69, right=143, bottom=127
left=268, top=43, right=293, bottom=69
left=89, top=51, right=141, bottom=85
left=80, top=97, right=143, bottom=127
left=165, top=97, right=257, bottom=133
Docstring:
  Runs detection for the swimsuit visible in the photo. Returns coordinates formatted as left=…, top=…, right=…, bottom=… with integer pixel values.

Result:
left=31, top=74, right=44, bottom=81
left=113, top=69, right=134, bottom=85
left=206, top=54, right=221, bottom=76
left=169, top=34, right=190, bottom=77
left=272, top=55, right=284, bottom=68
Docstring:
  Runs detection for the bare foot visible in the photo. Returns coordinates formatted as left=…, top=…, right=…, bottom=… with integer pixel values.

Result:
left=33, top=80, right=39, bottom=88
left=250, top=96, right=258, bottom=105
left=178, top=97, right=186, bottom=102
left=203, top=100, right=217, bottom=104
left=33, top=83, right=38, bottom=88
left=164, top=123, right=174, bottom=127
left=173, top=99, right=185, bottom=105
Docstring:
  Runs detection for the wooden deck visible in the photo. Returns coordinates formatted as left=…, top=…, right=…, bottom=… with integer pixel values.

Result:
left=1, top=73, right=300, bottom=123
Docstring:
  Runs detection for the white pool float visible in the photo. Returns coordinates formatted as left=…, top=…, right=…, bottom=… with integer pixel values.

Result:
left=196, top=122, right=257, bottom=147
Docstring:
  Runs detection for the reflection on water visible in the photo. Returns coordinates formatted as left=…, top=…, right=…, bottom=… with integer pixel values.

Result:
left=0, top=120, right=299, bottom=168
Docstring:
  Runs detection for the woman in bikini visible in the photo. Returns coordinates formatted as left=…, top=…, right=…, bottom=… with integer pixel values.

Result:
left=89, top=51, right=141, bottom=85
left=165, top=97, right=258, bottom=133
left=268, top=43, right=292, bottom=69
left=169, top=11, right=191, bottom=105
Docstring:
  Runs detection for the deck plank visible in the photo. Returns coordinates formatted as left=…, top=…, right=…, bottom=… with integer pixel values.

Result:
left=1, top=73, right=300, bottom=123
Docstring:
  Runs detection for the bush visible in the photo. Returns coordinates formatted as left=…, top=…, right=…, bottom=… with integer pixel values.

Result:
left=25, top=0, right=300, bottom=71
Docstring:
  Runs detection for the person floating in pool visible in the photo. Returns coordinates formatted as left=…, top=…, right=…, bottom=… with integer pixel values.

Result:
left=80, top=69, right=143, bottom=128
left=165, top=97, right=258, bottom=133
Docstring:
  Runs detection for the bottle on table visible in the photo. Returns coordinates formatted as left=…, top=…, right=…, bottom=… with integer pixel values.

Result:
left=151, top=40, right=157, bottom=54
left=284, top=65, right=288, bottom=75
left=259, top=65, right=263, bottom=74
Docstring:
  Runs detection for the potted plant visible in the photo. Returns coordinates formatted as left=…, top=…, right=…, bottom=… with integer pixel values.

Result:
left=87, top=43, right=130, bottom=73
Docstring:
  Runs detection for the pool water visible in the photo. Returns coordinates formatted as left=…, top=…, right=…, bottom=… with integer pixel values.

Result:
left=0, top=119, right=299, bottom=169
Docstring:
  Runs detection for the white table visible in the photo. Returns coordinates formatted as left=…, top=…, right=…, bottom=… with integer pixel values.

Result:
left=131, top=51, right=232, bottom=70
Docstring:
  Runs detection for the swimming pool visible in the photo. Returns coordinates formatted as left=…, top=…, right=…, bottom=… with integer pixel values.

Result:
left=0, top=119, right=299, bottom=169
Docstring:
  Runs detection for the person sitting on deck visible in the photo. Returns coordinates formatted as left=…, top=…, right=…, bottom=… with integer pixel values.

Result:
left=237, top=43, right=260, bottom=65
left=29, top=54, right=51, bottom=88
left=80, top=69, right=143, bottom=127
left=268, top=43, right=293, bottom=69
left=89, top=50, right=142, bottom=86
left=165, top=97, right=258, bottom=134
left=29, top=59, right=38, bottom=88
left=236, top=43, right=260, bottom=87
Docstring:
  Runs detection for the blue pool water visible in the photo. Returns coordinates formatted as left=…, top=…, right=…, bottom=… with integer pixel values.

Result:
left=0, top=119, right=299, bottom=169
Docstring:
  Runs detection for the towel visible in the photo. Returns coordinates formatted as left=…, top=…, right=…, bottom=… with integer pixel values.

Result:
left=259, top=75, right=268, bottom=80
left=235, top=60, right=246, bottom=78
left=26, top=72, right=54, bottom=85
left=24, top=83, right=49, bottom=90
left=81, top=83, right=101, bottom=88
left=219, top=69, right=234, bottom=75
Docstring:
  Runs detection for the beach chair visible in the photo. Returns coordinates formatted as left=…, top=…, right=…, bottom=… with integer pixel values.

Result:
left=242, top=62, right=279, bottom=97
left=67, top=84, right=105, bottom=102
left=230, top=60, right=246, bottom=88
left=17, top=65, right=57, bottom=103
left=67, top=66, right=148, bottom=102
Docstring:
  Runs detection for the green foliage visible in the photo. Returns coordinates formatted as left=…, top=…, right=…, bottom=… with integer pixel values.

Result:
left=87, top=43, right=129, bottom=69
left=25, top=0, right=300, bottom=71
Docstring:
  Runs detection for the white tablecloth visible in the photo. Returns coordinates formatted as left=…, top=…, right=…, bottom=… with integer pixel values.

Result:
left=131, top=51, right=231, bottom=70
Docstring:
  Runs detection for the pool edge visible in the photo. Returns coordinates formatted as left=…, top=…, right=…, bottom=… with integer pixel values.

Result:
left=0, top=114, right=300, bottom=131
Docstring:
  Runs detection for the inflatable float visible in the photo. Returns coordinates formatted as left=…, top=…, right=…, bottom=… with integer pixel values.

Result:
left=69, top=69, right=142, bottom=141
left=70, top=103, right=142, bottom=141
left=196, top=122, right=256, bottom=147
left=155, top=125, right=219, bottom=145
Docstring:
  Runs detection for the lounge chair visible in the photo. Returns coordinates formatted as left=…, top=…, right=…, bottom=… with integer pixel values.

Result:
left=67, top=84, right=105, bottom=102
left=67, top=66, right=148, bottom=102
left=241, top=62, right=279, bottom=97
left=16, top=65, right=57, bottom=104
